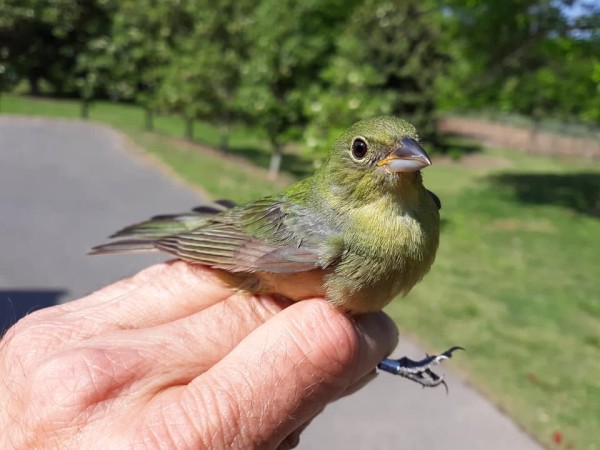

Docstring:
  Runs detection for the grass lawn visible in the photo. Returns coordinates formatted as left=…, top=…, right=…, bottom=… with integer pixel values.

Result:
left=2, top=95, right=599, bottom=449
left=397, top=150, right=599, bottom=450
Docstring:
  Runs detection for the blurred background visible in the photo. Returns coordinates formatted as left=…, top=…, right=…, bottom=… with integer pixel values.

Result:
left=0, top=0, right=598, bottom=448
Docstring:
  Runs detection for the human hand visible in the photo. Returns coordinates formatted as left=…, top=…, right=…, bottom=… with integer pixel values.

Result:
left=0, top=261, right=398, bottom=449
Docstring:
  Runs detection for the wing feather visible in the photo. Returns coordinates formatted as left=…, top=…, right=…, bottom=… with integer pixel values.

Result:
left=93, top=195, right=340, bottom=273
left=152, top=199, right=335, bottom=273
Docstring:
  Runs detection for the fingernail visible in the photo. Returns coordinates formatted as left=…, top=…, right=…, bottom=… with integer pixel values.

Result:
left=354, top=312, right=399, bottom=357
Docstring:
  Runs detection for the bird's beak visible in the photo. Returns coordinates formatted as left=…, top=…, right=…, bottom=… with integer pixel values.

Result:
left=377, top=138, right=432, bottom=172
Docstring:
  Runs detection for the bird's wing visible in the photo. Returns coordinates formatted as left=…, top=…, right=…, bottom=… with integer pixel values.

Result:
left=427, top=189, right=442, bottom=210
left=154, top=197, right=339, bottom=273
left=108, top=200, right=236, bottom=238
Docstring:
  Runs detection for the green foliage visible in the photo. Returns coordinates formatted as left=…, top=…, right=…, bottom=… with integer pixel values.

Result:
left=236, top=0, right=357, bottom=176
left=304, top=0, right=447, bottom=158
left=497, top=36, right=600, bottom=123
left=93, top=0, right=192, bottom=105
left=156, top=0, right=256, bottom=147
left=3, top=0, right=597, bottom=159
left=439, top=0, right=600, bottom=124
left=0, top=0, right=112, bottom=94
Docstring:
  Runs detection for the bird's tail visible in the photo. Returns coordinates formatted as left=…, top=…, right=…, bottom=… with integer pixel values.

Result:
left=89, top=200, right=235, bottom=256
left=89, top=214, right=206, bottom=255
left=88, top=239, right=158, bottom=255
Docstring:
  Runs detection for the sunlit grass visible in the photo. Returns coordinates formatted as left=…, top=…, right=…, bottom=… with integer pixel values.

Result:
left=395, top=149, right=599, bottom=450
left=131, top=131, right=287, bottom=204
left=2, top=94, right=599, bottom=449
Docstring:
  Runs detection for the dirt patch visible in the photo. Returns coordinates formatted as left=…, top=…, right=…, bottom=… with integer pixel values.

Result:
left=439, top=117, right=600, bottom=159
left=436, top=153, right=513, bottom=169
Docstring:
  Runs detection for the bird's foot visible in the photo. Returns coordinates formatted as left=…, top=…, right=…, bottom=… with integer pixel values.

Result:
left=377, top=346, right=464, bottom=390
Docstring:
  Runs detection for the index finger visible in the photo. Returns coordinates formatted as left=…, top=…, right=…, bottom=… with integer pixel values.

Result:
left=25, top=261, right=234, bottom=336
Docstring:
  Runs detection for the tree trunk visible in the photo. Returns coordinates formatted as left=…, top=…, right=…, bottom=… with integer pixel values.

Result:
left=80, top=100, right=90, bottom=119
left=219, top=125, right=230, bottom=153
left=145, top=108, right=154, bottom=131
left=268, top=143, right=282, bottom=180
left=29, top=75, right=40, bottom=96
left=185, top=117, right=194, bottom=141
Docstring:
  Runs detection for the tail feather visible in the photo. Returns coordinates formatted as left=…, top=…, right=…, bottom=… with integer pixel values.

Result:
left=90, top=200, right=237, bottom=256
left=109, top=214, right=207, bottom=238
left=88, top=239, right=158, bottom=255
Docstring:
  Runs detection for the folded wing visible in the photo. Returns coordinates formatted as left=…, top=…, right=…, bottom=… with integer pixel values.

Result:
left=90, top=197, right=339, bottom=274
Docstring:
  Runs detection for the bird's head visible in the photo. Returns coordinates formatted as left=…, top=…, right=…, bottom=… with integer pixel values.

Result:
left=321, top=116, right=432, bottom=203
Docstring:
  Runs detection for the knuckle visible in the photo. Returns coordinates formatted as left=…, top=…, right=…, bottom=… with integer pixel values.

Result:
left=2, top=307, right=52, bottom=343
left=23, top=347, right=139, bottom=428
left=1, top=348, right=96, bottom=436
left=1, top=319, right=45, bottom=376
left=28, top=348, right=107, bottom=409
left=1, top=343, right=145, bottom=444
left=1, top=314, right=74, bottom=375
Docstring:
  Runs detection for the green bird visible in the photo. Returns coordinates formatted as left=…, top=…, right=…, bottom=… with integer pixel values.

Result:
left=91, top=116, right=462, bottom=387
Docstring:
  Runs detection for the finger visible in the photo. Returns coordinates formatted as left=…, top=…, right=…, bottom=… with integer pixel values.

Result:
left=2, top=292, right=292, bottom=436
left=81, top=292, right=293, bottom=393
left=43, top=261, right=234, bottom=334
left=2, top=262, right=238, bottom=371
left=173, top=299, right=398, bottom=449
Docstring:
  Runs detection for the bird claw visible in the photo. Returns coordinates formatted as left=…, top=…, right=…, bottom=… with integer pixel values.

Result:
left=377, top=346, right=464, bottom=390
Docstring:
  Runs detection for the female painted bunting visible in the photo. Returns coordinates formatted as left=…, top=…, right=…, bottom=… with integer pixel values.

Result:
left=91, top=116, right=461, bottom=387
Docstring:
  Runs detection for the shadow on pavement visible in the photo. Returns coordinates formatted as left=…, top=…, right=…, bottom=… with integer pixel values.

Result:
left=0, top=289, right=67, bottom=336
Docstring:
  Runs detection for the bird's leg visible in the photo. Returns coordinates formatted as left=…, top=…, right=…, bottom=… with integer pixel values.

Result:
left=377, top=346, right=464, bottom=389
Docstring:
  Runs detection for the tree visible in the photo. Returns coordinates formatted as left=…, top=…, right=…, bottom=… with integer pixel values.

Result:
left=237, top=0, right=357, bottom=179
left=0, top=0, right=112, bottom=95
left=157, top=0, right=256, bottom=146
left=78, top=0, right=194, bottom=128
left=304, top=0, right=447, bottom=158
left=439, top=0, right=600, bottom=123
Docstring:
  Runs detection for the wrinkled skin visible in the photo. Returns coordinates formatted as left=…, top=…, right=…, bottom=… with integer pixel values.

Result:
left=0, top=261, right=398, bottom=449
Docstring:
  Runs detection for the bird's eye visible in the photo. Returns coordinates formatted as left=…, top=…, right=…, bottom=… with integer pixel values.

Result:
left=351, top=138, right=368, bottom=160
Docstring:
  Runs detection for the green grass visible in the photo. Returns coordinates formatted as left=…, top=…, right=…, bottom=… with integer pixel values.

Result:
left=132, top=132, right=287, bottom=204
left=393, top=149, right=599, bottom=450
left=3, top=94, right=599, bottom=449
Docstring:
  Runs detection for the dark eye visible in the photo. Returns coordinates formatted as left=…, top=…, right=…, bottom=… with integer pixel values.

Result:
left=351, top=138, right=368, bottom=160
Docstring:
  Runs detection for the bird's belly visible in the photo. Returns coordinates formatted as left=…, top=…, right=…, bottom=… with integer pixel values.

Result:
left=215, top=268, right=327, bottom=301
left=257, top=269, right=327, bottom=300
left=325, top=254, right=434, bottom=314
left=326, top=216, right=438, bottom=313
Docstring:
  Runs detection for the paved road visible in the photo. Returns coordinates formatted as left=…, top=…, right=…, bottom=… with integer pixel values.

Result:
left=0, top=117, right=543, bottom=449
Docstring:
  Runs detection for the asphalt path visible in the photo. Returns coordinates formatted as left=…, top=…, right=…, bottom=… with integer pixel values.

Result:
left=0, top=117, right=542, bottom=449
